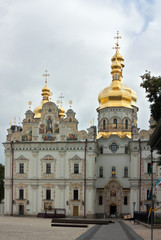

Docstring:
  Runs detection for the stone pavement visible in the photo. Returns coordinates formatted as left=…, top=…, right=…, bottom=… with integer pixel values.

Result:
left=125, top=220, right=161, bottom=240
left=77, top=221, right=143, bottom=240
left=1, top=216, right=161, bottom=240
left=0, top=216, right=94, bottom=240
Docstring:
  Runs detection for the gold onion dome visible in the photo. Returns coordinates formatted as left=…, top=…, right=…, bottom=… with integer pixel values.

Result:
left=98, top=36, right=137, bottom=110
left=59, top=104, right=65, bottom=119
left=33, top=71, right=51, bottom=118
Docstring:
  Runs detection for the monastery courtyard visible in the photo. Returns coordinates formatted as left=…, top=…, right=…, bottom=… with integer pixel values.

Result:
left=0, top=216, right=161, bottom=240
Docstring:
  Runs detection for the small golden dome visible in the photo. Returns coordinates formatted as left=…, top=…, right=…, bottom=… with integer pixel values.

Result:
left=33, top=77, right=51, bottom=118
left=59, top=105, right=65, bottom=119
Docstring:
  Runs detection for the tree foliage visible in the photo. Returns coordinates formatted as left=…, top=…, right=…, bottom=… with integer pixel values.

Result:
left=0, top=164, right=4, bottom=203
left=140, top=71, right=161, bottom=122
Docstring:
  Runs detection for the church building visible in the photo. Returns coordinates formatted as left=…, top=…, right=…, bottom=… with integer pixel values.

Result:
left=3, top=33, right=161, bottom=218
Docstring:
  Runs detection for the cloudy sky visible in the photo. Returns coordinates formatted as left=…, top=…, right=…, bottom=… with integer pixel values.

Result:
left=0, top=0, right=161, bottom=164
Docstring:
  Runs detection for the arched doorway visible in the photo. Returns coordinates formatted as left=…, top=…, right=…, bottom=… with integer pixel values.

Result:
left=110, top=203, right=117, bottom=216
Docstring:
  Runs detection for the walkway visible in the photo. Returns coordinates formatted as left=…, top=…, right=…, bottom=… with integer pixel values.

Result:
left=77, top=221, right=144, bottom=240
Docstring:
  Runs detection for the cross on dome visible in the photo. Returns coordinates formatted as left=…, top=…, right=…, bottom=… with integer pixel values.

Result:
left=43, top=69, right=50, bottom=84
left=113, top=31, right=121, bottom=51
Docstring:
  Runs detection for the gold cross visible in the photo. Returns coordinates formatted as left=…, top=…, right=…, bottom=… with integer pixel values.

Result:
left=113, top=31, right=121, bottom=51
left=59, top=93, right=64, bottom=105
left=43, top=69, right=50, bottom=83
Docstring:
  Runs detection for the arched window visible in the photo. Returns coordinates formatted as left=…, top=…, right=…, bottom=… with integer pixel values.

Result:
left=125, top=119, right=128, bottom=130
left=100, top=146, right=103, bottom=154
left=125, top=146, right=128, bottom=154
left=99, top=196, right=103, bottom=205
left=124, top=167, right=128, bottom=178
left=124, top=196, right=128, bottom=205
left=114, top=74, right=118, bottom=79
left=113, top=118, right=117, bottom=129
left=103, top=119, right=106, bottom=130
left=99, top=167, right=103, bottom=177
left=112, top=167, right=116, bottom=178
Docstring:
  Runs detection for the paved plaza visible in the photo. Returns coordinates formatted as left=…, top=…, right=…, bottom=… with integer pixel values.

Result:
left=0, top=216, right=161, bottom=240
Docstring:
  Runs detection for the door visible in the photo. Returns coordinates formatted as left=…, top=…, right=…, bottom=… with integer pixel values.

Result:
left=110, top=204, right=117, bottom=216
left=19, top=205, right=24, bottom=215
left=73, top=206, right=78, bottom=216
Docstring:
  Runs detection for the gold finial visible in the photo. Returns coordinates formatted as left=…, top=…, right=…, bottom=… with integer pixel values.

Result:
left=28, top=101, right=32, bottom=109
left=57, top=100, right=60, bottom=106
left=43, top=69, right=50, bottom=84
left=49, top=91, right=53, bottom=101
left=90, top=119, right=94, bottom=126
left=9, top=121, right=11, bottom=127
left=69, top=100, right=72, bottom=108
left=113, top=31, right=121, bottom=51
left=59, top=93, right=64, bottom=105
left=14, top=117, right=16, bottom=125
left=19, top=117, right=21, bottom=125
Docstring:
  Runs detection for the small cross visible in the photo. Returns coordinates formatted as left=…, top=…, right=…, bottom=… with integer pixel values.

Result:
left=59, top=93, right=64, bottom=105
left=43, top=69, right=50, bottom=83
left=112, top=31, right=121, bottom=51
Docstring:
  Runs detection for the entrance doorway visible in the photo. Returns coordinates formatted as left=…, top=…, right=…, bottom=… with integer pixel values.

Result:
left=73, top=206, right=78, bottom=216
left=19, top=205, right=24, bottom=215
left=110, top=204, right=117, bottom=216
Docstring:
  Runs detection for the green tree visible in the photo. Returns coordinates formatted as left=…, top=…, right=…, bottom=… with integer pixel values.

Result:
left=140, top=71, right=161, bottom=123
left=0, top=164, right=4, bottom=203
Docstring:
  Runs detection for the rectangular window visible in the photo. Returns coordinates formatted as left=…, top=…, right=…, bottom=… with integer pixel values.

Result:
left=19, top=189, right=24, bottom=199
left=46, top=163, right=51, bottom=174
left=19, top=163, right=24, bottom=174
left=147, top=190, right=151, bottom=200
left=46, top=190, right=51, bottom=200
left=147, top=163, right=151, bottom=174
left=73, top=190, right=78, bottom=200
left=74, top=164, right=79, bottom=174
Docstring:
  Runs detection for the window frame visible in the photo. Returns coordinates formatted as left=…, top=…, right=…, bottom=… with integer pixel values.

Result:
left=74, top=163, right=79, bottom=174
left=46, top=189, right=51, bottom=200
left=46, top=163, right=51, bottom=174
left=73, top=190, right=78, bottom=200
left=19, top=189, right=24, bottom=199
left=19, top=163, right=24, bottom=174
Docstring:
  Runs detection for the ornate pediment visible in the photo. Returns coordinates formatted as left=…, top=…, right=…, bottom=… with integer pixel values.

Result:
left=16, top=155, right=27, bottom=161
left=71, top=155, right=82, bottom=161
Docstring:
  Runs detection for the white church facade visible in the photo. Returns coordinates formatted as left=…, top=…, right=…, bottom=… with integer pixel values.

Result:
left=3, top=35, right=161, bottom=218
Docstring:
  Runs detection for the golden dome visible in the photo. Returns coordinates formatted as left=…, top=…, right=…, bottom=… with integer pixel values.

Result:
left=59, top=104, right=65, bottom=119
left=33, top=78, right=51, bottom=118
left=98, top=47, right=137, bottom=110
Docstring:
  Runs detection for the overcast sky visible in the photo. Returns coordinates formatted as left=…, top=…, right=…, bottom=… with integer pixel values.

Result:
left=0, top=0, right=161, bottom=164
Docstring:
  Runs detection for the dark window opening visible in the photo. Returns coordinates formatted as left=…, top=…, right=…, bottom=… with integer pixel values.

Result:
left=46, top=163, right=51, bottom=174
left=124, top=196, right=128, bottom=205
left=19, top=189, right=24, bottom=199
left=124, top=167, right=128, bottom=178
left=74, top=164, right=79, bottom=174
left=99, top=167, right=103, bottom=177
left=100, top=146, right=103, bottom=154
left=125, top=146, right=128, bottom=154
left=46, top=190, right=51, bottom=200
left=125, top=119, right=128, bottom=130
left=103, top=119, right=106, bottom=130
left=147, top=163, right=151, bottom=174
left=113, top=118, right=117, bottom=128
left=99, top=196, right=103, bottom=205
left=19, top=163, right=24, bottom=174
left=73, top=190, right=78, bottom=200
left=147, top=190, right=151, bottom=200
left=112, top=167, right=116, bottom=178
